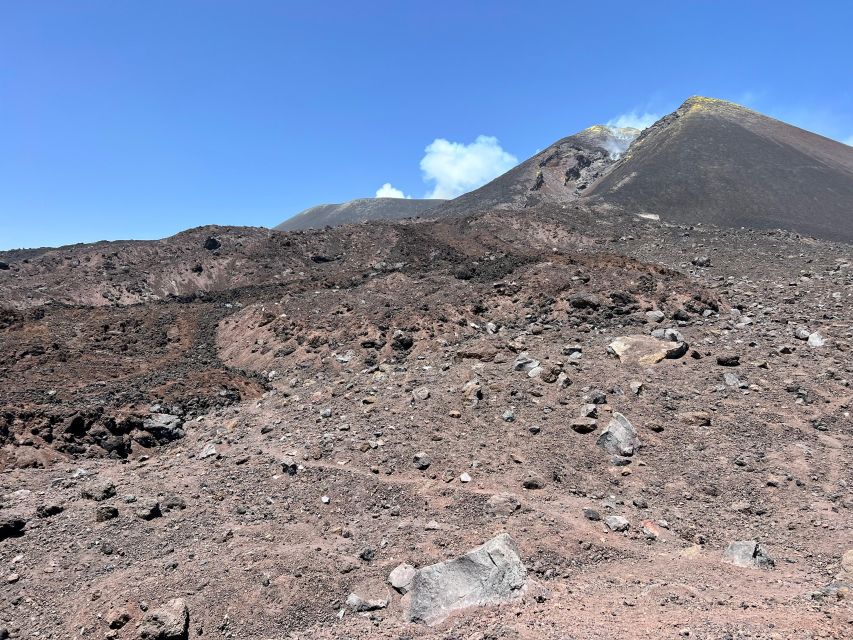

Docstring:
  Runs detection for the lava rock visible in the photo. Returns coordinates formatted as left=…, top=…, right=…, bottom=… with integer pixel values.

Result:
left=139, top=598, right=189, bottom=640
left=82, top=481, right=116, bottom=502
left=142, top=414, right=185, bottom=442
left=723, top=540, right=775, bottom=569
left=522, top=475, right=545, bottom=490
left=389, top=563, right=418, bottom=594
left=403, top=533, right=527, bottom=625
left=605, top=515, right=630, bottom=532
left=570, top=417, right=598, bottom=434
left=346, top=593, right=388, bottom=612
left=36, top=504, right=64, bottom=518
left=412, top=386, right=430, bottom=401
left=569, top=293, right=601, bottom=309
left=413, top=451, right=432, bottom=470
left=136, top=499, right=162, bottom=521
left=596, top=412, right=639, bottom=457
left=0, top=515, right=26, bottom=541
left=95, top=505, right=119, bottom=522
left=486, top=493, right=521, bottom=516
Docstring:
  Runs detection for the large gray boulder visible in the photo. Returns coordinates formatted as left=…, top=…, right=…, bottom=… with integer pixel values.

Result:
left=596, top=412, right=640, bottom=457
left=723, top=540, right=774, bottom=569
left=402, top=533, right=527, bottom=625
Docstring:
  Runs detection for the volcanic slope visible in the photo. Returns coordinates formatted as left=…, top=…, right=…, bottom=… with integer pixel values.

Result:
left=585, top=96, right=853, bottom=243
left=427, top=125, right=640, bottom=217
left=1, top=204, right=852, bottom=639
left=275, top=197, right=445, bottom=231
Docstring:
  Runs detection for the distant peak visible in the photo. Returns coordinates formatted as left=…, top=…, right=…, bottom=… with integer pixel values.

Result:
left=582, top=124, right=641, bottom=136
left=679, top=96, right=753, bottom=115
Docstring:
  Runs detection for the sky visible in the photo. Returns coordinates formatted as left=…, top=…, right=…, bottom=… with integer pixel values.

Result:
left=1, top=1, right=852, bottom=250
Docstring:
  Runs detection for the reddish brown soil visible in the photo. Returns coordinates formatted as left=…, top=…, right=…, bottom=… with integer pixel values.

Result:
left=0, top=205, right=850, bottom=638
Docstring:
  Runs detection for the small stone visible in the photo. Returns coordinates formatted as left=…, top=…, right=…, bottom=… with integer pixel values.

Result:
left=36, top=504, right=63, bottom=518
left=413, top=451, right=432, bottom=470
left=839, top=549, right=853, bottom=574
left=579, top=403, right=598, bottom=418
left=487, top=493, right=521, bottom=515
left=522, top=475, right=545, bottom=490
left=582, top=508, right=601, bottom=521
left=570, top=417, right=598, bottom=434
left=679, top=411, right=711, bottom=426
left=281, top=456, right=299, bottom=475
left=645, top=310, right=665, bottom=323
left=501, top=409, right=515, bottom=423
left=588, top=389, right=607, bottom=404
left=136, top=500, right=162, bottom=521
left=807, top=331, right=825, bottom=347
left=82, top=481, right=116, bottom=502
left=716, top=354, right=740, bottom=367
left=107, top=609, right=131, bottom=630
left=609, top=335, right=688, bottom=365
left=723, top=372, right=745, bottom=388
left=198, top=443, right=218, bottom=459
left=346, top=592, right=388, bottom=612
left=321, top=496, right=330, bottom=504
left=402, top=533, right=526, bottom=625
left=95, top=505, right=119, bottom=522
left=513, top=353, right=540, bottom=373
left=569, top=293, right=600, bottom=309
left=597, top=412, right=639, bottom=457
left=412, top=386, right=431, bottom=402
left=460, top=472, right=472, bottom=483
left=604, top=515, right=630, bottom=532
left=794, top=326, right=811, bottom=340
left=389, top=563, right=417, bottom=594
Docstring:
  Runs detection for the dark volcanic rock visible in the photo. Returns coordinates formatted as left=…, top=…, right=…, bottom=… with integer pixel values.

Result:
left=0, top=515, right=26, bottom=540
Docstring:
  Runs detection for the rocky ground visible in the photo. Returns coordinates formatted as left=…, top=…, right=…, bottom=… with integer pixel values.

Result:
left=0, top=204, right=851, bottom=638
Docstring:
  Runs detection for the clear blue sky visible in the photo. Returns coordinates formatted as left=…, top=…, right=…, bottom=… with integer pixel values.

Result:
left=1, top=1, right=851, bottom=249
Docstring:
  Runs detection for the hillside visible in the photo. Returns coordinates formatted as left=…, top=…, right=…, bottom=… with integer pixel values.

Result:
left=275, top=197, right=445, bottom=231
left=2, top=203, right=851, bottom=638
left=586, top=97, right=853, bottom=242
left=432, top=125, right=640, bottom=217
